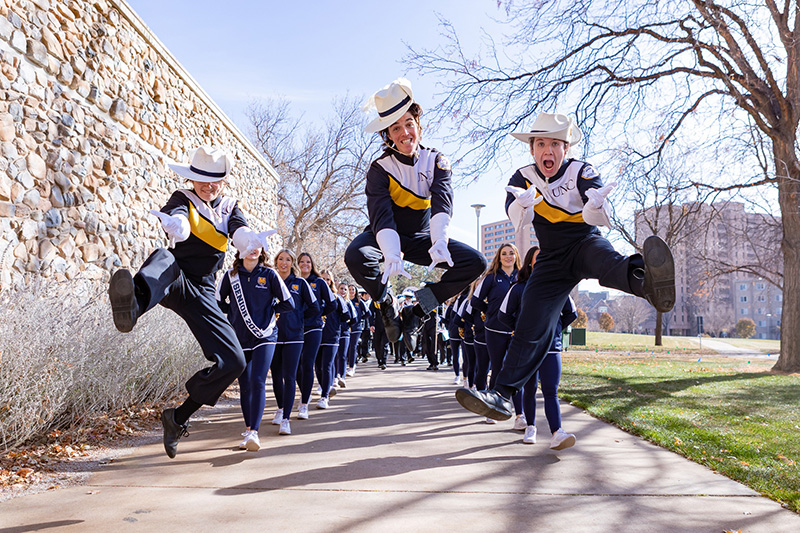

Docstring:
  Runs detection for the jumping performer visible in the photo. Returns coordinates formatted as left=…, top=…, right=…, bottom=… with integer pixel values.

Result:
left=456, top=112, right=675, bottom=421
left=345, top=78, right=486, bottom=344
left=108, top=145, right=276, bottom=458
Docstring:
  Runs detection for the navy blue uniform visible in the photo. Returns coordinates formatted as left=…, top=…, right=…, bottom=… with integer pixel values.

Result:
left=299, top=274, right=337, bottom=405
left=134, top=189, right=249, bottom=406
left=273, top=274, right=319, bottom=420
left=496, top=160, right=645, bottom=397
left=345, top=147, right=486, bottom=306
left=472, top=269, right=518, bottom=395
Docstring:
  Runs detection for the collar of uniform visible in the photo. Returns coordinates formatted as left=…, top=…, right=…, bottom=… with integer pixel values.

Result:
left=390, top=145, right=426, bottom=165
left=535, top=158, right=572, bottom=183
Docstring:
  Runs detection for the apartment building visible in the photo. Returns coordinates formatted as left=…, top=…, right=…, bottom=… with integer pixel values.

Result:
left=481, top=219, right=539, bottom=261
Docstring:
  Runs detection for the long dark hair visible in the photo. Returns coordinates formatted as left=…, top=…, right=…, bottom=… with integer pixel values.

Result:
left=232, top=248, right=269, bottom=271
left=516, top=246, right=540, bottom=284
left=298, top=252, right=322, bottom=278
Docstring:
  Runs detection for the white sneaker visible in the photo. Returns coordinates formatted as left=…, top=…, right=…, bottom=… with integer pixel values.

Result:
left=314, top=386, right=322, bottom=396
left=346, top=367, right=355, bottom=377
left=523, top=425, right=537, bottom=444
left=297, top=404, right=309, bottom=420
left=337, top=376, right=347, bottom=388
left=316, top=397, right=329, bottom=409
left=550, top=428, right=576, bottom=450
left=279, top=419, right=291, bottom=435
left=513, top=414, right=527, bottom=432
left=484, top=417, right=497, bottom=425
left=452, top=375, right=462, bottom=385
left=245, top=431, right=261, bottom=451
left=238, top=430, right=252, bottom=450
left=271, top=409, right=283, bottom=425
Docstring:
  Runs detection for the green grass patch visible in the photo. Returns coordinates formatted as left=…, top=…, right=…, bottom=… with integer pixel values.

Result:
left=568, top=331, right=780, bottom=355
left=559, top=352, right=800, bottom=513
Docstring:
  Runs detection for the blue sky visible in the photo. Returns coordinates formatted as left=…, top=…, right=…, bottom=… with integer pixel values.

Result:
left=125, top=0, right=524, bottom=246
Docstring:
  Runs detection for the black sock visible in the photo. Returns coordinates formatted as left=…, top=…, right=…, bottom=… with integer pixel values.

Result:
left=174, top=397, right=203, bottom=425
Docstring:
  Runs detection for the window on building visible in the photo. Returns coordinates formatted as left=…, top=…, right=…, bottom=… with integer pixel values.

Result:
left=740, top=308, right=748, bottom=315
left=758, top=320, right=766, bottom=327
left=739, top=296, right=748, bottom=303
left=739, top=284, right=747, bottom=291
left=777, top=294, right=783, bottom=302
left=756, top=282, right=765, bottom=290
left=757, top=295, right=766, bottom=302
left=757, top=308, right=763, bottom=315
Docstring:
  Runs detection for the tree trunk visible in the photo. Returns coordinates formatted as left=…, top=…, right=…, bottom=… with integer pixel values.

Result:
left=772, top=145, right=800, bottom=373
left=654, top=311, right=663, bottom=346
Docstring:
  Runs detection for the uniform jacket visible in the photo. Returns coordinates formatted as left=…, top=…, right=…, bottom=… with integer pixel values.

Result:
left=471, top=269, right=518, bottom=334
left=303, top=274, right=337, bottom=331
left=276, top=273, right=319, bottom=343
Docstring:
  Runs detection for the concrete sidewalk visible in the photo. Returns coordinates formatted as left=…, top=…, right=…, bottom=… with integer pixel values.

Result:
left=1, top=363, right=798, bottom=532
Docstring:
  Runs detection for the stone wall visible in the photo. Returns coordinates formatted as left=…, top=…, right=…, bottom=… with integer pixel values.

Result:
left=0, top=0, right=280, bottom=291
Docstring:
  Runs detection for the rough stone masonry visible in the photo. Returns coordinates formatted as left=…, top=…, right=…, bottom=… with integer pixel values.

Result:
left=0, top=0, right=279, bottom=293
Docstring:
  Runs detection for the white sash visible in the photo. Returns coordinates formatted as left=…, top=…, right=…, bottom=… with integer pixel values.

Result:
left=229, top=271, right=275, bottom=339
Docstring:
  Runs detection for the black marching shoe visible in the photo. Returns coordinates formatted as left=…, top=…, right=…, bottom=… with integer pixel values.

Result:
left=455, top=388, right=514, bottom=421
left=108, top=269, right=140, bottom=333
left=413, top=286, right=439, bottom=318
left=161, top=408, right=190, bottom=459
left=378, top=294, right=402, bottom=343
left=642, top=236, right=676, bottom=313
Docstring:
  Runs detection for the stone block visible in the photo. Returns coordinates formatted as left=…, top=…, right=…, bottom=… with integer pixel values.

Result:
left=39, top=238, right=57, bottom=261
left=26, top=40, right=49, bottom=68
left=70, top=54, right=85, bottom=75
left=16, top=170, right=34, bottom=189
left=40, top=27, right=62, bottom=60
left=0, top=16, right=12, bottom=41
left=23, top=189, right=41, bottom=209
left=10, top=31, right=26, bottom=53
left=27, top=152, right=46, bottom=179
left=0, top=200, right=14, bottom=217
left=110, top=98, right=126, bottom=121
left=56, top=61, right=73, bottom=84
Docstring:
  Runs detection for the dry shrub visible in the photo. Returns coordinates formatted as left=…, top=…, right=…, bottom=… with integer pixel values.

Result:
left=0, top=278, right=204, bottom=451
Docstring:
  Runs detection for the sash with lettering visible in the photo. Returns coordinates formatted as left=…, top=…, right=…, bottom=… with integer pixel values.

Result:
left=229, top=271, right=276, bottom=339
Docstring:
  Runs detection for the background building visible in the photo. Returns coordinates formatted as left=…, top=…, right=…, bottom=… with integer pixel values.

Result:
left=481, top=218, right=538, bottom=261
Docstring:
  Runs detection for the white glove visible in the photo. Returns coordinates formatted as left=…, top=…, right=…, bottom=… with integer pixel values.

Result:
left=582, top=182, right=616, bottom=227
left=428, top=212, right=453, bottom=271
left=428, top=240, right=453, bottom=271
left=150, top=210, right=190, bottom=247
left=505, top=186, right=542, bottom=232
left=585, top=182, right=617, bottom=209
left=232, top=226, right=278, bottom=255
left=375, top=228, right=411, bottom=284
left=505, top=185, right=541, bottom=209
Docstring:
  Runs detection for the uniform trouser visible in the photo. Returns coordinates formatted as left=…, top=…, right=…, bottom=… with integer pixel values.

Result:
left=485, top=329, right=522, bottom=414
left=345, top=229, right=487, bottom=305
left=336, top=333, right=350, bottom=377
left=238, top=343, right=276, bottom=431
left=496, top=234, right=644, bottom=397
left=462, top=341, right=476, bottom=387
left=134, top=248, right=246, bottom=406
left=422, top=325, right=437, bottom=367
left=316, top=343, right=338, bottom=397
left=473, top=339, right=490, bottom=390
left=298, top=329, right=322, bottom=404
left=347, top=329, right=362, bottom=368
left=449, top=339, right=461, bottom=376
left=359, top=329, right=371, bottom=358
left=522, top=352, right=562, bottom=434
left=373, top=328, right=388, bottom=365
left=271, top=342, right=304, bottom=420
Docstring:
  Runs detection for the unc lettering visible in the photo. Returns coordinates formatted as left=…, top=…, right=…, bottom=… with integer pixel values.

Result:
left=550, top=179, right=576, bottom=198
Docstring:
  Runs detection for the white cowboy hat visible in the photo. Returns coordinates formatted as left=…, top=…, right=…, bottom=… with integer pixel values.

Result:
left=510, top=113, right=583, bottom=145
left=363, top=78, right=415, bottom=133
left=168, top=146, right=234, bottom=183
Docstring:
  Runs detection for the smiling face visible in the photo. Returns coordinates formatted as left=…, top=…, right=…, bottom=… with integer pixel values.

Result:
left=191, top=179, right=225, bottom=202
left=275, top=251, right=293, bottom=275
left=386, top=111, right=420, bottom=156
left=530, top=137, right=568, bottom=179
left=298, top=255, right=312, bottom=277
left=499, top=245, right=517, bottom=269
left=337, top=283, right=348, bottom=297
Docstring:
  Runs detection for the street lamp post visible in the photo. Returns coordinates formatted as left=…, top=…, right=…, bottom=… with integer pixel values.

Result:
left=470, top=203, right=485, bottom=252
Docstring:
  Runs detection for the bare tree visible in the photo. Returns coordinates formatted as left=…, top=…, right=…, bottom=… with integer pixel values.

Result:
left=247, top=97, right=378, bottom=265
left=611, top=295, right=653, bottom=333
left=407, top=1, right=800, bottom=372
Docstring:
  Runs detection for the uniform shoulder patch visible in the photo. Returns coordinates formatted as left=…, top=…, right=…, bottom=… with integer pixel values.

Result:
left=436, top=154, right=451, bottom=171
left=581, top=164, right=599, bottom=180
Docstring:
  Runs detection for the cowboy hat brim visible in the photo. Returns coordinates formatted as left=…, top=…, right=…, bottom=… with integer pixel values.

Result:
left=510, top=127, right=583, bottom=145
left=168, top=162, right=229, bottom=183
left=364, top=99, right=414, bottom=133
